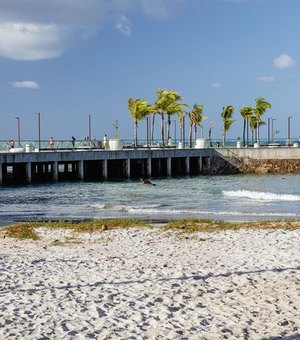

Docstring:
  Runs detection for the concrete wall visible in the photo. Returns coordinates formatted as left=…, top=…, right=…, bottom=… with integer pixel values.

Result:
left=216, top=147, right=300, bottom=160
left=213, top=147, right=300, bottom=174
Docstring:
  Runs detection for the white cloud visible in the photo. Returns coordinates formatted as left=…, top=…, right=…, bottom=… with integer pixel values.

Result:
left=0, top=0, right=194, bottom=61
left=273, top=54, right=297, bottom=70
left=140, top=0, right=191, bottom=19
left=0, top=23, right=69, bottom=60
left=12, top=81, right=40, bottom=89
left=212, top=82, right=221, bottom=88
left=115, top=14, right=132, bottom=37
left=257, top=76, right=275, bottom=84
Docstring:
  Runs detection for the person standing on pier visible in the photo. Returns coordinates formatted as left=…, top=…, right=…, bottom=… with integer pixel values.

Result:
left=103, top=134, right=109, bottom=150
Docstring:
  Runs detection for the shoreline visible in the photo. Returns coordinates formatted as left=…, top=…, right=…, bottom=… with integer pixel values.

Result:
left=1, top=225, right=300, bottom=339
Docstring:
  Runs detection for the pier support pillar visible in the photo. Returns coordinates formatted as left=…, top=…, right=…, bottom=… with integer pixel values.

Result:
left=147, top=157, right=152, bottom=178
left=185, top=157, right=190, bottom=175
left=53, top=161, right=58, bottom=182
left=26, top=162, right=32, bottom=183
left=78, top=160, right=84, bottom=180
left=199, top=157, right=203, bottom=174
left=167, top=157, right=172, bottom=177
left=0, top=163, right=2, bottom=185
left=103, top=159, right=108, bottom=180
left=126, top=159, right=131, bottom=178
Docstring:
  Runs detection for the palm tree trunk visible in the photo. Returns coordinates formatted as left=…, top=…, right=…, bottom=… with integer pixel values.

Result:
left=243, top=119, right=246, bottom=147
left=246, top=118, right=249, bottom=147
left=167, top=115, right=171, bottom=142
left=134, top=120, right=138, bottom=148
left=189, top=123, right=193, bottom=148
left=194, top=125, right=197, bottom=145
left=161, top=113, right=165, bottom=147
left=222, top=128, right=226, bottom=147
left=179, top=121, right=183, bottom=143
left=151, top=114, right=155, bottom=144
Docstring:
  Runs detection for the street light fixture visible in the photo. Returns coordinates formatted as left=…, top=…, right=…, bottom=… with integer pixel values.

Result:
left=15, top=116, right=20, bottom=147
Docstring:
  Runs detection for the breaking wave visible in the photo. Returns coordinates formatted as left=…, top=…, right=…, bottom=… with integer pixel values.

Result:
left=223, top=190, right=300, bottom=201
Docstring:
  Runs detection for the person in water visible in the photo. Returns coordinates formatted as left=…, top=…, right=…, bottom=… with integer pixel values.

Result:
left=140, top=178, right=155, bottom=185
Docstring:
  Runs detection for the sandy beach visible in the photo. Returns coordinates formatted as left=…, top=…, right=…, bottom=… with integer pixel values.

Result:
left=1, top=225, right=300, bottom=339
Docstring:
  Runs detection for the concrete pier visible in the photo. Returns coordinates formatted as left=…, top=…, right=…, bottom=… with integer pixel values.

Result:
left=0, top=147, right=299, bottom=185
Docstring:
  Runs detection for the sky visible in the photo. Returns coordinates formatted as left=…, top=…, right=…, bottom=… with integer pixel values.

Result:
left=0, top=0, right=300, bottom=143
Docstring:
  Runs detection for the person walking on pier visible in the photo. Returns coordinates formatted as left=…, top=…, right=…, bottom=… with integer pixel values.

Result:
left=49, top=136, right=55, bottom=149
left=72, top=136, right=76, bottom=149
left=7, top=139, right=14, bottom=151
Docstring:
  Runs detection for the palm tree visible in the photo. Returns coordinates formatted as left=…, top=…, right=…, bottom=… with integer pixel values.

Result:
left=240, top=105, right=255, bottom=147
left=188, top=104, right=206, bottom=147
left=151, top=109, right=157, bottom=145
left=221, top=105, right=235, bottom=147
left=249, top=115, right=265, bottom=145
left=154, top=89, right=182, bottom=146
left=128, top=98, right=151, bottom=148
left=165, top=102, right=187, bottom=143
left=254, top=97, right=271, bottom=144
left=249, top=115, right=256, bottom=144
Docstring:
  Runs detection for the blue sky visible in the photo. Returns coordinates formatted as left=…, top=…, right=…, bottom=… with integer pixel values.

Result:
left=0, top=0, right=299, bottom=143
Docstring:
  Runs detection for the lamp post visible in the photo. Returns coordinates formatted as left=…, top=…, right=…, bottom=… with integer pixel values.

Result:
left=88, top=113, right=92, bottom=141
left=288, top=116, right=292, bottom=146
left=146, top=117, right=150, bottom=147
left=15, top=116, right=20, bottom=147
left=36, top=112, right=41, bottom=150
left=208, top=121, right=215, bottom=147
left=171, top=120, right=177, bottom=147
left=267, top=117, right=272, bottom=144
left=271, top=118, right=276, bottom=143
left=113, top=120, right=119, bottom=139
left=182, top=114, right=186, bottom=148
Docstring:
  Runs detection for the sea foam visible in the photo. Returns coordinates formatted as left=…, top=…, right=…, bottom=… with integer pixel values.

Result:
left=223, top=190, right=300, bottom=201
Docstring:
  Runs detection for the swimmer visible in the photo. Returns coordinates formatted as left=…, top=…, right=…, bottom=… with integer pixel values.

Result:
left=140, top=178, right=156, bottom=186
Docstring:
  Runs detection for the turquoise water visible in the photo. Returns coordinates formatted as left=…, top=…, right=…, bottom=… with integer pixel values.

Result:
left=0, top=174, right=299, bottom=225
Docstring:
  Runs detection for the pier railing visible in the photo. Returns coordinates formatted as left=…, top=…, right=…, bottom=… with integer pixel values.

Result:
left=0, top=138, right=299, bottom=152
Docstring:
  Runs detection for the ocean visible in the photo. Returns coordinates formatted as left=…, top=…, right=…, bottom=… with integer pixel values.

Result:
left=0, top=174, right=299, bottom=225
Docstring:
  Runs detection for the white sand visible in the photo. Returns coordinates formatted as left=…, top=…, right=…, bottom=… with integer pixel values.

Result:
left=1, top=226, right=300, bottom=339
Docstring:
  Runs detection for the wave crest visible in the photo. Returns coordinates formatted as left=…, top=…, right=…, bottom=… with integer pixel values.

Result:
left=223, top=190, right=300, bottom=201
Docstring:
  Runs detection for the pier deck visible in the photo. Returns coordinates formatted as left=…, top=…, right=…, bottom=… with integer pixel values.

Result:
left=0, top=147, right=299, bottom=185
